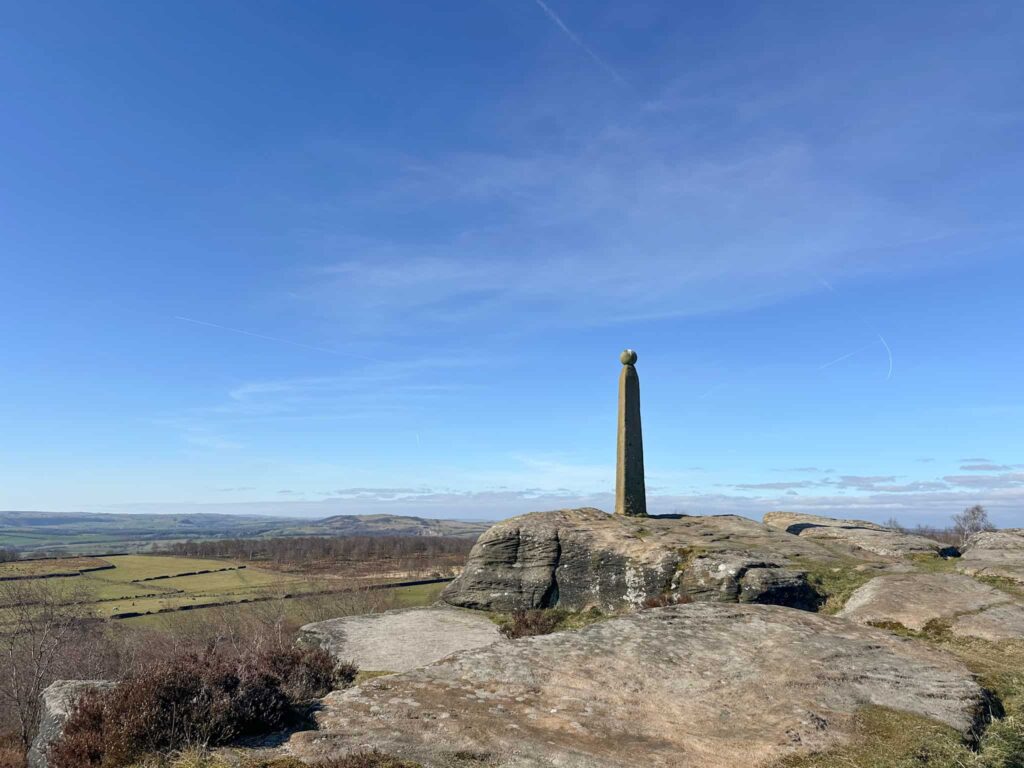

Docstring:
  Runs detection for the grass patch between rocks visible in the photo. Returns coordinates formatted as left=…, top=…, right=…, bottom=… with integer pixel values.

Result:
left=908, top=553, right=960, bottom=574
left=789, top=559, right=875, bottom=614
left=492, top=607, right=605, bottom=639
left=973, top=574, right=1024, bottom=600
left=772, top=705, right=987, bottom=768
left=353, top=670, right=395, bottom=685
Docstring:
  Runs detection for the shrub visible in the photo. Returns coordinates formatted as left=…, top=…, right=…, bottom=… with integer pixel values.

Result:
left=641, top=593, right=691, bottom=609
left=259, top=645, right=337, bottom=701
left=0, top=730, right=27, bottom=768
left=497, top=609, right=569, bottom=639
left=332, top=660, right=358, bottom=690
left=50, top=642, right=355, bottom=768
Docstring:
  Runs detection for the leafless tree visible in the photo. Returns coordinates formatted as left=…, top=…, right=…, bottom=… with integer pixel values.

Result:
left=0, top=579, right=91, bottom=752
left=952, top=504, right=995, bottom=547
left=883, top=516, right=903, bottom=532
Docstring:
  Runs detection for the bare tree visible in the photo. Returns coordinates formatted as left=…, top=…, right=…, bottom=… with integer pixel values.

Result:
left=0, top=579, right=91, bottom=752
left=883, top=516, right=903, bottom=532
left=952, top=504, right=995, bottom=547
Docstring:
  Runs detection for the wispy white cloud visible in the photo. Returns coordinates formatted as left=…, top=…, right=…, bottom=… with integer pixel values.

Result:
left=303, top=140, right=959, bottom=336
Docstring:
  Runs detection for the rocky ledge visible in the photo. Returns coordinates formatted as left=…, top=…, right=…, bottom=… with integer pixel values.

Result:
left=288, top=603, right=990, bottom=768
left=440, top=507, right=954, bottom=613
left=763, top=511, right=959, bottom=558
left=958, top=529, right=1024, bottom=584
left=838, top=572, right=1024, bottom=641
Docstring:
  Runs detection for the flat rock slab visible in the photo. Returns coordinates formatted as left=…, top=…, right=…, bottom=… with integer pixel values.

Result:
left=763, top=511, right=889, bottom=533
left=838, top=572, right=1024, bottom=640
left=763, top=511, right=957, bottom=558
left=958, top=529, right=1024, bottom=585
left=441, top=508, right=839, bottom=613
left=953, top=603, right=1024, bottom=642
left=288, top=604, right=987, bottom=768
left=299, top=606, right=504, bottom=673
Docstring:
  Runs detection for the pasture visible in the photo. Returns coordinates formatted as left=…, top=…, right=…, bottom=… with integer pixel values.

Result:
left=0, top=554, right=446, bottom=623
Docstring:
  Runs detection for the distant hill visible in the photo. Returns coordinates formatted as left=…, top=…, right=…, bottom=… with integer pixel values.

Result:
left=268, top=514, right=489, bottom=539
left=0, top=510, right=488, bottom=555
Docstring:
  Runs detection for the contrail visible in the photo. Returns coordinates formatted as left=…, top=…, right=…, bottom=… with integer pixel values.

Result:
left=877, top=334, right=894, bottom=380
left=818, top=341, right=876, bottom=370
left=174, top=316, right=379, bottom=362
left=532, top=0, right=626, bottom=85
left=816, top=278, right=894, bottom=381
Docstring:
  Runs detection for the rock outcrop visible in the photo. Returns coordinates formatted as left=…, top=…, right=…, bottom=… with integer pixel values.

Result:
left=958, top=529, right=1024, bottom=584
left=763, top=511, right=890, bottom=534
left=838, top=572, right=1024, bottom=641
left=441, top=508, right=833, bottom=612
left=28, top=680, right=114, bottom=768
left=763, top=511, right=959, bottom=558
left=288, top=604, right=989, bottom=768
left=299, top=606, right=504, bottom=673
left=676, top=553, right=818, bottom=610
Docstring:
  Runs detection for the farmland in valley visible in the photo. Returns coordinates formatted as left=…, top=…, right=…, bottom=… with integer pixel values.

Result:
left=0, top=553, right=448, bottom=622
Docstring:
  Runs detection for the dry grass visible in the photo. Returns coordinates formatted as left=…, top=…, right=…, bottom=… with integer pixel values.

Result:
left=493, top=607, right=605, bottom=639
left=772, top=705, right=975, bottom=768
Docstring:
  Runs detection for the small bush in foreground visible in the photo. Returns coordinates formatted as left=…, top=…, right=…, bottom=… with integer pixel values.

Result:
left=50, top=644, right=347, bottom=768
left=498, top=609, right=568, bottom=639
left=496, top=607, right=605, bottom=639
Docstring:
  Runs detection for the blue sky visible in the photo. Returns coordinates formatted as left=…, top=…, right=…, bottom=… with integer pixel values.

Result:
left=1, top=1, right=1022, bottom=526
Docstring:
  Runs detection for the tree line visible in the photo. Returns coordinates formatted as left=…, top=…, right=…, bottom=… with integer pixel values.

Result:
left=153, top=534, right=475, bottom=565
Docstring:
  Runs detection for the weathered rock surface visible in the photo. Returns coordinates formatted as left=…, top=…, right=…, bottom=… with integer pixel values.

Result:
left=838, top=572, right=1024, bottom=640
left=676, top=553, right=818, bottom=610
left=288, top=604, right=989, bottom=768
left=764, top=511, right=890, bottom=533
left=958, top=529, right=1024, bottom=584
left=299, top=606, right=504, bottom=673
left=28, top=680, right=114, bottom=768
left=441, top=508, right=837, bottom=612
left=763, top=511, right=959, bottom=558
left=952, top=603, right=1024, bottom=642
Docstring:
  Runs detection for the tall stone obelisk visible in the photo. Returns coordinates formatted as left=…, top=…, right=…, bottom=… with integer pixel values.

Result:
left=616, top=349, right=647, bottom=517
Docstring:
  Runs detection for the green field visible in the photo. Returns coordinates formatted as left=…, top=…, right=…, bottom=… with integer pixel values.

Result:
left=0, top=554, right=445, bottom=622
left=119, top=580, right=446, bottom=629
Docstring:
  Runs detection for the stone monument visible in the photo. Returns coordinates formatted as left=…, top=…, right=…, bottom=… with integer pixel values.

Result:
left=616, top=349, right=647, bottom=516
